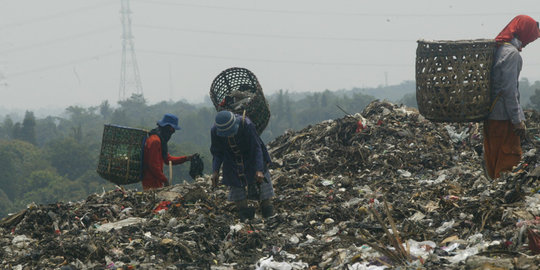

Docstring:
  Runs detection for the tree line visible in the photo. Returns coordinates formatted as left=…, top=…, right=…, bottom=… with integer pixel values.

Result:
left=0, top=80, right=539, bottom=218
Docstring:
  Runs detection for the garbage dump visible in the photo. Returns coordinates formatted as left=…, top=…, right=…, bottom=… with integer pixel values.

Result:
left=1, top=100, right=539, bottom=269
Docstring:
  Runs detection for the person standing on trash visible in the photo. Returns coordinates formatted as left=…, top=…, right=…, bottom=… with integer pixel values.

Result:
left=142, top=113, right=197, bottom=190
left=210, top=110, right=275, bottom=220
left=484, top=15, right=540, bottom=179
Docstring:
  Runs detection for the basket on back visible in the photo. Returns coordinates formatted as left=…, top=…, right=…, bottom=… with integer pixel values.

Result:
left=97, top=124, right=148, bottom=185
left=210, top=67, right=270, bottom=135
left=416, top=39, right=497, bottom=122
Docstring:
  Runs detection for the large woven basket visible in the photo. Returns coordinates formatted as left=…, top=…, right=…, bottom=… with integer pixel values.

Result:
left=97, top=124, right=148, bottom=185
left=416, top=39, right=497, bottom=122
left=210, top=67, right=270, bottom=135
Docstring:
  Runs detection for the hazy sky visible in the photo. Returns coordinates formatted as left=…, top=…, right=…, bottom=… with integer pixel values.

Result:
left=1, top=0, right=539, bottom=110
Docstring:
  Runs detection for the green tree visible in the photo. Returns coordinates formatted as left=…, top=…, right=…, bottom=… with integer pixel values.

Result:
left=20, top=111, right=36, bottom=144
left=12, top=122, right=21, bottom=140
left=24, top=169, right=59, bottom=191
left=1, top=116, right=14, bottom=139
left=114, top=94, right=150, bottom=127
left=61, top=105, right=106, bottom=152
left=75, top=170, right=114, bottom=194
left=20, top=173, right=86, bottom=206
left=0, top=189, right=13, bottom=217
left=35, top=116, right=60, bottom=146
left=99, top=100, right=113, bottom=119
left=44, top=137, right=94, bottom=180
left=0, top=140, right=50, bottom=201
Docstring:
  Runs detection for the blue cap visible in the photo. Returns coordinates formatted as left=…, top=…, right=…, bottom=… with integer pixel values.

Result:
left=215, top=111, right=240, bottom=137
left=157, top=113, right=181, bottom=130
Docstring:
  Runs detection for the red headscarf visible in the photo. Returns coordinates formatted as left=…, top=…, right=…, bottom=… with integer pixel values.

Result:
left=495, top=15, right=540, bottom=50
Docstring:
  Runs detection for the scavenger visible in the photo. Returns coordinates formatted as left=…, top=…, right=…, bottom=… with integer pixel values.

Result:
left=142, top=113, right=196, bottom=190
left=210, top=110, right=275, bottom=220
left=484, top=15, right=540, bottom=179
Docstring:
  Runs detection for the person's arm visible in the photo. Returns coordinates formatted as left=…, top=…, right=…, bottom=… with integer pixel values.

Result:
left=499, top=50, right=525, bottom=124
left=166, top=154, right=189, bottom=165
left=246, top=122, right=264, bottom=173
left=210, top=128, right=223, bottom=187
left=210, top=128, right=223, bottom=173
left=145, top=138, right=168, bottom=185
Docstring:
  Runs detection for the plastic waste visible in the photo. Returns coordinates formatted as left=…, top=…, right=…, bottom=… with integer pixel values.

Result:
left=167, top=217, right=178, bottom=228
left=289, top=235, right=299, bottom=244
left=12, top=235, right=33, bottom=249
left=441, top=242, right=460, bottom=253
left=407, top=212, right=426, bottom=221
left=445, top=125, right=469, bottom=143
left=255, top=256, right=308, bottom=270
left=324, top=218, right=335, bottom=224
left=418, top=174, right=446, bottom=185
left=406, top=239, right=436, bottom=259
left=348, top=261, right=387, bottom=270
left=448, top=246, right=478, bottom=264
left=397, top=169, right=412, bottom=178
left=467, top=233, right=483, bottom=244
left=435, top=220, right=455, bottom=234
left=321, top=180, right=334, bottom=186
left=325, top=226, right=339, bottom=237
left=342, top=198, right=362, bottom=208
left=96, top=217, right=146, bottom=232
left=525, top=194, right=540, bottom=216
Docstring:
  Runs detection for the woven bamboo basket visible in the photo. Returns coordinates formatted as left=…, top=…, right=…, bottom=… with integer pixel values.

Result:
left=416, top=39, right=497, bottom=122
left=210, top=67, right=270, bottom=135
left=97, top=124, right=148, bottom=185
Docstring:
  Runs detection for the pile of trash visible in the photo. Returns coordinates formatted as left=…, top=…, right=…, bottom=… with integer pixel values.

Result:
left=1, top=100, right=539, bottom=269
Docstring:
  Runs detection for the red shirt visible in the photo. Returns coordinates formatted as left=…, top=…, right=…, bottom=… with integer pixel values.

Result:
left=142, top=134, right=188, bottom=190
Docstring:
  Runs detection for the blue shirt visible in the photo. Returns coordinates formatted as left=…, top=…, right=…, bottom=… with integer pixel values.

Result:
left=210, top=116, right=271, bottom=187
left=489, top=38, right=526, bottom=124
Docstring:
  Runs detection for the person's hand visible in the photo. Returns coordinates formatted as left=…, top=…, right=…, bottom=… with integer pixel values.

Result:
left=255, top=171, right=264, bottom=183
left=211, top=171, right=220, bottom=187
left=513, top=121, right=526, bottom=138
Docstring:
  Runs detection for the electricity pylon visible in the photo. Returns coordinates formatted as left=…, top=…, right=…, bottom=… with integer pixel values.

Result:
left=119, top=0, right=143, bottom=100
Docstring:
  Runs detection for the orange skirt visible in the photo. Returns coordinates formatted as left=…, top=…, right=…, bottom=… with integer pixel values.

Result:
left=483, top=119, right=522, bottom=179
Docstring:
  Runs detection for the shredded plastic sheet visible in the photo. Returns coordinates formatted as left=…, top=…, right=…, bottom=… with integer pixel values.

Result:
left=255, top=256, right=308, bottom=270
left=96, top=217, right=146, bottom=232
left=347, top=262, right=388, bottom=270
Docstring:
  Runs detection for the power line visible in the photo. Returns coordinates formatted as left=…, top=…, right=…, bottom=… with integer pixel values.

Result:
left=0, top=0, right=116, bottom=31
left=137, top=49, right=412, bottom=67
left=135, top=24, right=413, bottom=42
left=7, top=51, right=119, bottom=78
left=0, top=26, right=116, bottom=55
left=134, top=0, right=540, bottom=17
left=138, top=48, right=540, bottom=67
left=4, top=48, right=540, bottom=79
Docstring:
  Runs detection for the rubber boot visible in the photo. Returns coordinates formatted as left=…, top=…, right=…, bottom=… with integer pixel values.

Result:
left=260, top=199, right=274, bottom=218
left=238, top=207, right=255, bottom=221
left=235, top=200, right=254, bottom=221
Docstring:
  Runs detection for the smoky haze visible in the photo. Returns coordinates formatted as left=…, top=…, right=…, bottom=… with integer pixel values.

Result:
left=1, top=0, right=539, bottom=111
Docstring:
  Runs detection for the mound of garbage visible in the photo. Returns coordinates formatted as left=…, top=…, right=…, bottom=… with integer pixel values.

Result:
left=1, top=101, right=539, bottom=269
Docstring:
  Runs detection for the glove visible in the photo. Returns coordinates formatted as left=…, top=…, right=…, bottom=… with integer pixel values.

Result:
left=189, top=153, right=199, bottom=161
left=255, top=171, right=264, bottom=184
left=211, top=171, right=220, bottom=187
left=513, top=121, right=526, bottom=138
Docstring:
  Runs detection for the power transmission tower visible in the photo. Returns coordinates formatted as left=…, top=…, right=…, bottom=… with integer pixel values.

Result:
left=119, top=0, right=143, bottom=101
